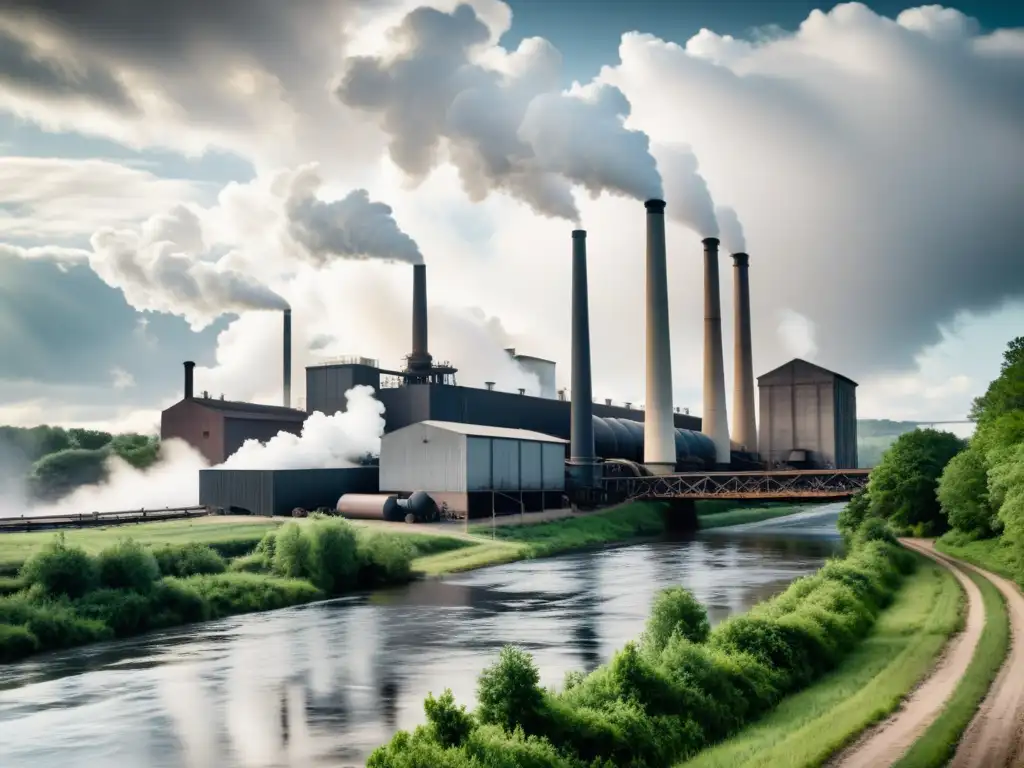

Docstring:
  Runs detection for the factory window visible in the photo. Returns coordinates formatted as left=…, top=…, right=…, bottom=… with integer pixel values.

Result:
left=202, top=430, right=210, bottom=438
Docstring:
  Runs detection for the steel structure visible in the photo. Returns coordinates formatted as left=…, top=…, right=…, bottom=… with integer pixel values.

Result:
left=604, top=468, right=870, bottom=501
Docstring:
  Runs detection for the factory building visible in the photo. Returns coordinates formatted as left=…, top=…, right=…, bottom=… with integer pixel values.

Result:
left=379, top=421, right=567, bottom=518
left=161, top=362, right=306, bottom=465
left=757, top=359, right=858, bottom=469
left=504, top=348, right=557, bottom=399
left=199, top=467, right=378, bottom=517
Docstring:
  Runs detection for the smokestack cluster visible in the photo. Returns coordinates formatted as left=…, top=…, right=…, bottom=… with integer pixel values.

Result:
left=409, top=263, right=432, bottom=372
left=643, top=199, right=677, bottom=474
left=702, top=238, right=731, bottom=465
left=568, top=229, right=598, bottom=486
left=283, top=309, right=292, bottom=408
left=183, top=360, right=195, bottom=400
left=732, top=253, right=757, bottom=453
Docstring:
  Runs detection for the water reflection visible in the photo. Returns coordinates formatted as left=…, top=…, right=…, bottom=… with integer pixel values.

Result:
left=0, top=506, right=842, bottom=768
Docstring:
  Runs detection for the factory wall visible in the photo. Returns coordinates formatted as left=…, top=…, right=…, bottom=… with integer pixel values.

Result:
left=200, top=467, right=379, bottom=517
left=306, top=363, right=382, bottom=415
left=223, top=417, right=303, bottom=462
left=161, top=400, right=225, bottom=465
left=834, top=378, right=859, bottom=469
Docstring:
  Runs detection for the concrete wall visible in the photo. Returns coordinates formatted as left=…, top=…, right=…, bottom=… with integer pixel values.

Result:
left=161, top=401, right=225, bottom=465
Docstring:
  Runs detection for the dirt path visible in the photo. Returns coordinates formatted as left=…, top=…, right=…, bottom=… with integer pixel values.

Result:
left=831, top=539, right=985, bottom=768
left=947, top=554, right=1024, bottom=768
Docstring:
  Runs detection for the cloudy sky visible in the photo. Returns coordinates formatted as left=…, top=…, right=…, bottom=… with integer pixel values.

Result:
left=0, top=0, right=1021, bottom=435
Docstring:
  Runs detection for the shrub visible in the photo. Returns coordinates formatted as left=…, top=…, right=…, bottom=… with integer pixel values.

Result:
left=76, top=589, right=154, bottom=636
left=856, top=517, right=897, bottom=546
left=148, top=579, right=209, bottom=627
left=424, top=689, right=475, bottom=748
left=272, top=523, right=312, bottom=579
left=0, top=623, right=39, bottom=662
left=152, top=543, right=226, bottom=577
left=229, top=553, right=270, bottom=574
left=476, top=646, right=546, bottom=733
left=255, top=530, right=278, bottom=560
left=642, top=586, right=710, bottom=653
left=938, top=445, right=998, bottom=538
left=96, top=538, right=160, bottom=592
left=357, top=532, right=415, bottom=586
left=20, top=533, right=98, bottom=598
left=174, top=572, right=321, bottom=619
left=306, top=518, right=359, bottom=594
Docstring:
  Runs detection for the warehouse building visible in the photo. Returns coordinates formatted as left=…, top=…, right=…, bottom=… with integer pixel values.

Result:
left=379, top=421, right=567, bottom=518
left=199, top=467, right=378, bottom=517
left=758, top=359, right=858, bottom=469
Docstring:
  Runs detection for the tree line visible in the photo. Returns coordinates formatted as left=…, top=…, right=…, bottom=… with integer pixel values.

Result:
left=0, top=425, right=160, bottom=504
left=840, top=336, right=1024, bottom=579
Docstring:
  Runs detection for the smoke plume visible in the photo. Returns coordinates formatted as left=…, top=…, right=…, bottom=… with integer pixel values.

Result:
left=649, top=143, right=718, bottom=236
left=336, top=3, right=662, bottom=221
left=90, top=205, right=289, bottom=330
left=777, top=309, right=818, bottom=361
left=282, top=165, right=424, bottom=265
left=715, top=206, right=746, bottom=254
left=220, top=386, right=385, bottom=470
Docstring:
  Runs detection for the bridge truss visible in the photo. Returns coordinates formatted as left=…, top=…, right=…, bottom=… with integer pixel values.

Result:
left=603, top=469, right=871, bottom=502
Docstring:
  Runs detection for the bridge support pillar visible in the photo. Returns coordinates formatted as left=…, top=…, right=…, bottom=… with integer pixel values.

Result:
left=663, top=498, right=697, bottom=534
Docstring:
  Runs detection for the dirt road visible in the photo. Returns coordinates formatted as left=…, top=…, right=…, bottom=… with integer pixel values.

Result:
left=947, top=555, right=1024, bottom=768
left=832, top=539, right=985, bottom=768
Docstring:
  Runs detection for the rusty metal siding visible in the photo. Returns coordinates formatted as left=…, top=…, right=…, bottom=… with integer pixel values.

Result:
left=541, top=443, right=565, bottom=490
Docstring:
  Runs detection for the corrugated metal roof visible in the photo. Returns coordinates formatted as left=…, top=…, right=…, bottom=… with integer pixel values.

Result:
left=192, top=398, right=308, bottom=420
left=420, top=420, right=567, bottom=443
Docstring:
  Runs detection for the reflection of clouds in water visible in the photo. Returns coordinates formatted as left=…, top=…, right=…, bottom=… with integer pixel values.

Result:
left=159, top=664, right=218, bottom=768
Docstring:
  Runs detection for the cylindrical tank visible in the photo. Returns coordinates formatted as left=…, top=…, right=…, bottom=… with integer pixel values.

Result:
left=337, top=493, right=401, bottom=522
left=592, top=416, right=617, bottom=459
left=398, top=491, right=439, bottom=523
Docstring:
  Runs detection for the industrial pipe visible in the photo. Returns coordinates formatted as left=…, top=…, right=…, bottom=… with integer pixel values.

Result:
left=183, top=361, right=195, bottom=400
left=644, top=199, right=677, bottom=475
left=283, top=309, right=292, bottom=408
left=569, top=229, right=598, bottom=486
left=702, top=237, right=731, bottom=465
left=731, top=252, right=757, bottom=454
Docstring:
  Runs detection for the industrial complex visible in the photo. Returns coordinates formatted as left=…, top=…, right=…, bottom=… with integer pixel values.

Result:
left=161, top=199, right=859, bottom=519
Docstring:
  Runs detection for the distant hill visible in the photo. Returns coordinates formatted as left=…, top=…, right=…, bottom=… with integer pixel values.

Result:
left=856, top=419, right=924, bottom=468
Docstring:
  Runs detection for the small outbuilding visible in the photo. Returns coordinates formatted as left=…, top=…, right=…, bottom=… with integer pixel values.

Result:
left=199, top=467, right=379, bottom=517
left=757, top=358, right=858, bottom=469
left=379, top=420, right=567, bottom=519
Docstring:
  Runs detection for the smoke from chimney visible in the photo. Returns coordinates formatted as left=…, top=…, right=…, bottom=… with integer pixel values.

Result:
left=643, top=199, right=677, bottom=474
left=731, top=253, right=757, bottom=453
left=568, top=229, right=598, bottom=486
left=702, top=237, right=731, bottom=465
left=283, top=309, right=292, bottom=408
left=183, top=361, right=195, bottom=400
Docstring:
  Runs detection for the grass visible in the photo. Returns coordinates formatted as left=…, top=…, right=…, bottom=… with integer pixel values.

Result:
left=698, top=505, right=807, bottom=530
left=935, top=534, right=1020, bottom=584
left=0, top=517, right=281, bottom=575
left=678, top=552, right=963, bottom=768
left=893, top=567, right=1010, bottom=768
left=412, top=540, right=527, bottom=576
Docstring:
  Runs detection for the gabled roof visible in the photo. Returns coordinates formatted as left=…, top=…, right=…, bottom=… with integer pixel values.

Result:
left=190, top=398, right=308, bottom=421
left=418, top=420, right=567, bottom=444
left=757, top=358, right=858, bottom=387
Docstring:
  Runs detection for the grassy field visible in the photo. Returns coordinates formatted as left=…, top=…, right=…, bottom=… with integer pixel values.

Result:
left=893, top=568, right=1010, bottom=768
left=679, top=553, right=963, bottom=768
left=936, top=534, right=1020, bottom=584
left=0, top=517, right=283, bottom=575
left=697, top=505, right=808, bottom=530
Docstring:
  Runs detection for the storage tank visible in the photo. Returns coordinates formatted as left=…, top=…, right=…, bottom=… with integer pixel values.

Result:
left=337, top=493, right=402, bottom=522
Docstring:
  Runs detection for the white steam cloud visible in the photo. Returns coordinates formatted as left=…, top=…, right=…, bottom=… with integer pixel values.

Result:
left=21, top=387, right=386, bottom=516
left=715, top=206, right=746, bottom=254
left=336, top=3, right=662, bottom=222
left=777, top=309, right=818, bottom=361
left=650, top=143, right=719, bottom=236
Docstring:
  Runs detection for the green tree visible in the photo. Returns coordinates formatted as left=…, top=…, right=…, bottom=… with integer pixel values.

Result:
left=970, top=335, right=1024, bottom=425
left=110, top=433, right=160, bottom=469
left=867, top=428, right=965, bottom=535
left=938, top=445, right=996, bottom=538
left=476, top=646, right=545, bottom=733
left=641, top=587, right=710, bottom=653
left=68, top=428, right=113, bottom=451
left=27, top=448, right=108, bottom=501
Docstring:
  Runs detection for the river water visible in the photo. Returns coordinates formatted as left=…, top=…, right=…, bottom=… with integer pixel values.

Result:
left=0, top=504, right=844, bottom=768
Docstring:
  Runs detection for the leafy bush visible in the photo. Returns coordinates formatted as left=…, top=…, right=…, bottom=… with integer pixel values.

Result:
left=938, top=445, right=997, bottom=538
left=357, top=531, right=415, bottom=586
left=371, top=540, right=913, bottom=767
left=152, top=543, right=226, bottom=577
left=27, top=448, right=109, bottom=501
left=306, top=518, right=359, bottom=594
left=20, top=533, right=98, bottom=598
left=0, top=623, right=38, bottom=662
left=173, top=572, right=321, bottom=619
left=856, top=517, right=897, bottom=546
left=838, top=490, right=872, bottom=541
left=642, top=586, right=711, bottom=652
left=96, top=538, right=160, bottom=592
left=229, top=553, right=270, bottom=574
left=272, top=523, right=312, bottom=579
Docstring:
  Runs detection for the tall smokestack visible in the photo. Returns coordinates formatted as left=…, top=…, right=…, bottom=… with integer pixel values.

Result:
left=702, top=237, right=731, bottom=466
left=283, top=309, right=292, bottom=408
left=183, top=361, right=195, bottom=400
left=731, top=253, right=757, bottom=453
left=644, top=199, right=677, bottom=475
left=569, top=230, right=598, bottom=486
left=409, top=264, right=432, bottom=371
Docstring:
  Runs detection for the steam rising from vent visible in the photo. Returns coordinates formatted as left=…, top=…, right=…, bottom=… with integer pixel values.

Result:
left=778, top=309, right=818, bottom=360
left=650, top=143, right=719, bottom=236
left=283, top=165, right=423, bottom=265
left=336, top=4, right=662, bottom=222
left=90, top=205, right=289, bottom=330
left=716, top=206, right=746, bottom=254
left=219, top=386, right=385, bottom=470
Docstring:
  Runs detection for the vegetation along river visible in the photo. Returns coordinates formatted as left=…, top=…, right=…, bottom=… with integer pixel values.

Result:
left=0, top=503, right=844, bottom=768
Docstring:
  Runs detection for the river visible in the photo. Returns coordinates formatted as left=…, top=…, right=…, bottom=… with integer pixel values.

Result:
left=0, top=503, right=844, bottom=767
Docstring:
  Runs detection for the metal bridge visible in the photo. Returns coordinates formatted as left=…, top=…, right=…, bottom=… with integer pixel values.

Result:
left=603, top=469, right=871, bottom=502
